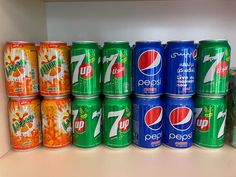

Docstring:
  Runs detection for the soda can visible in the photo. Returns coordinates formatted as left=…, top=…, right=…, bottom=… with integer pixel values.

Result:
left=165, top=41, right=197, bottom=96
left=194, top=95, right=227, bottom=148
left=4, top=41, right=39, bottom=98
left=163, top=95, right=194, bottom=148
left=8, top=97, right=42, bottom=151
left=227, top=68, right=236, bottom=147
left=103, top=96, right=132, bottom=148
left=38, top=41, right=71, bottom=96
left=196, top=40, right=231, bottom=95
left=72, top=96, right=102, bottom=148
left=71, top=41, right=101, bottom=96
left=41, top=96, right=72, bottom=148
left=102, top=41, right=131, bottom=96
left=133, top=95, right=163, bottom=148
left=133, top=41, right=164, bottom=96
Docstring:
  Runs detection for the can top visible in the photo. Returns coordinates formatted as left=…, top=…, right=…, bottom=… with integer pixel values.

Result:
left=135, top=41, right=161, bottom=44
left=198, top=94, right=224, bottom=98
left=167, top=94, right=192, bottom=98
left=167, top=40, right=195, bottom=44
left=7, top=41, right=35, bottom=45
left=105, top=95, right=129, bottom=99
left=135, top=94, right=160, bottom=98
left=43, top=95, right=70, bottom=99
left=10, top=96, right=38, bottom=100
left=104, top=41, right=129, bottom=45
left=72, top=41, right=99, bottom=48
left=72, top=41, right=98, bottom=44
left=74, top=95, right=99, bottom=99
left=199, top=39, right=228, bottom=44
left=40, top=41, right=67, bottom=46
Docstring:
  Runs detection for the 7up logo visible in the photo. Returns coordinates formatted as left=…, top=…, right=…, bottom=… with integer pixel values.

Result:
left=108, top=109, right=130, bottom=138
left=103, top=54, right=126, bottom=83
left=71, top=54, right=94, bottom=83
left=72, top=109, right=101, bottom=137
left=203, top=52, right=228, bottom=83
left=195, top=108, right=226, bottom=138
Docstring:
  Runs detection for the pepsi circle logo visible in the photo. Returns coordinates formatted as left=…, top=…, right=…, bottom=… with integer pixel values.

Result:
left=138, top=50, right=162, bottom=76
left=169, top=107, right=193, bottom=131
left=193, top=49, right=197, bottom=58
left=144, top=106, right=163, bottom=130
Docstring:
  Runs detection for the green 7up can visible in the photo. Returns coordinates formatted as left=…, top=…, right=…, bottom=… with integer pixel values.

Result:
left=72, top=96, right=102, bottom=148
left=71, top=41, right=101, bottom=96
left=103, top=96, right=132, bottom=148
left=196, top=40, right=231, bottom=95
left=102, top=41, right=131, bottom=96
left=194, top=95, right=227, bottom=148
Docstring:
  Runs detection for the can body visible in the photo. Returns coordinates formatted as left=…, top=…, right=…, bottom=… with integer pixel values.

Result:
left=41, top=96, right=72, bottom=148
left=227, top=69, right=236, bottom=147
left=197, top=40, right=231, bottom=95
left=163, top=96, right=194, bottom=148
left=102, top=42, right=131, bottom=95
left=194, top=95, right=227, bottom=148
left=72, top=96, right=102, bottom=148
left=71, top=41, right=101, bottom=96
left=165, top=41, right=197, bottom=95
left=132, top=41, right=164, bottom=96
left=4, top=41, right=39, bottom=97
left=38, top=41, right=71, bottom=96
left=8, top=97, right=42, bottom=150
left=103, top=96, right=132, bottom=148
left=133, top=96, right=163, bottom=148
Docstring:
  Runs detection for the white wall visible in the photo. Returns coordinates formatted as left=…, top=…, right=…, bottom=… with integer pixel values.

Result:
left=0, top=0, right=47, bottom=157
left=46, top=1, right=236, bottom=66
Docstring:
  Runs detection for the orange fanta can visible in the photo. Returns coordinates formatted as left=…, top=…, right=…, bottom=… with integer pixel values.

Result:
left=4, top=41, right=39, bottom=97
left=8, top=97, right=42, bottom=150
left=41, top=96, right=72, bottom=148
left=38, top=41, right=70, bottom=96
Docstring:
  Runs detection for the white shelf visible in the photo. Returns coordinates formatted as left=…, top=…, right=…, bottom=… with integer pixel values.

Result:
left=0, top=145, right=235, bottom=177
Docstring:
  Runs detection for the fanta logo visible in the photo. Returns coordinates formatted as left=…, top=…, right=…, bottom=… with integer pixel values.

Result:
left=12, top=112, right=34, bottom=134
left=118, top=118, right=129, bottom=132
left=196, top=117, right=210, bottom=131
left=79, top=63, right=94, bottom=78
left=138, top=50, right=162, bottom=76
left=74, top=118, right=86, bottom=133
left=169, top=107, right=193, bottom=131
left=215, top=61, right=228, bottom=77
left=111, top=63, right=126, bottom=78
left=145, top=106, right=163, bottom=130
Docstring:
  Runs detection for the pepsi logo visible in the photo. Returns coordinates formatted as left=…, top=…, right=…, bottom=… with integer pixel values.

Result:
left=138, top=50, right=162, bottom=76
left=145, top=106, right=163, bottom=130
left=169, top=107, right=193, bottom=131
left=74, top=118, right=86, bottom=133
left=193, top=49, right=197, bottom=58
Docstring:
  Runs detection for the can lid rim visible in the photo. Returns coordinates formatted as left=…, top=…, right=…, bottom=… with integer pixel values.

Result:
left=72, top=41, right=98, bottom=44
left=104, top=41, right=129, bottom=44
left=40, top=41, right=67, bottom=45
left=198, top=94, right=225, bottom=98
left=10, top=96, right=38, bottom=100
left=167, top=94, right=192, bottom=98
left=199, top=39, right=228, bottom=43
left=7, top=41, right=35, bottom=45
left=43, top=95, right=70, bottom=99
left=74, top=95, right=99, bottom=99
left=167, top=40, right=195, bottom=43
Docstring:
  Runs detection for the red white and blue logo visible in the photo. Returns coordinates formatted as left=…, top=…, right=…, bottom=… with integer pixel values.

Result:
left=138, top=50, right=162, bottom=76
left=144, top=106, right=163, bottom=130
left=169, top=107, right=193, bottom=131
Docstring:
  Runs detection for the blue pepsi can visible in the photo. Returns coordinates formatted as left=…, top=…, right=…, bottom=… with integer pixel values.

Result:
left=133, top=41, right=164, bottom=96
left=163, top=95, right=194, bottom=148
left=133, top=95, right=163, bottom=148
left=165, top=41, right=197, bottom=95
